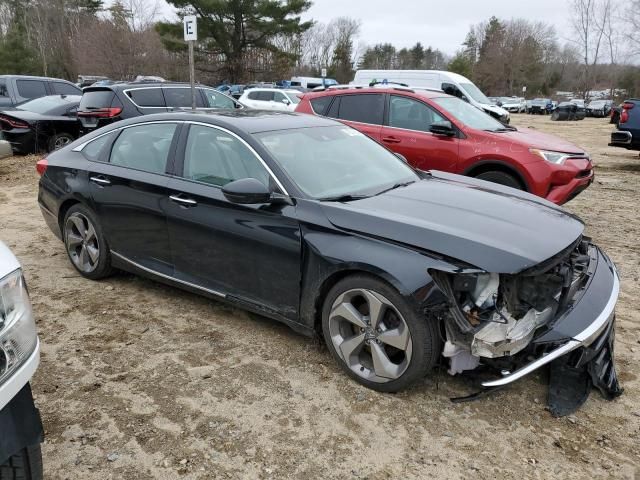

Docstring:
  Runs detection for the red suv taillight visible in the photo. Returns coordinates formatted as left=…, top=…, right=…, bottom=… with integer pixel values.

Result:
left=36, top=158, right=48, bottom=176
left=0, top=115, right=29, bottom=129
left=77, top=107, right=122, bottom=118
left=621, top=102, right=634, bottom=123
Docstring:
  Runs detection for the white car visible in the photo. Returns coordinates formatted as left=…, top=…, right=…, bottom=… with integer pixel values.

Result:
left=238, top=88, right=301, bottom=111
left=0, top=241, right=42, bottom=479
left=500, top=97, right=527, bottom=113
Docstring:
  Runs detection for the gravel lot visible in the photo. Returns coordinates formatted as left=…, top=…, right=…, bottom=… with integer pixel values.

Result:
left=1, top=115, right=638, bottom=479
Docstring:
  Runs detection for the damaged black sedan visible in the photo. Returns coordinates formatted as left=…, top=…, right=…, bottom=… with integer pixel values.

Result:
left=36, top=111, right=622, bottom=415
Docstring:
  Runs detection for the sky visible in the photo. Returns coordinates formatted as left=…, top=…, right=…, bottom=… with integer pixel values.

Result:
left=149, top=0, right=574, bottom=56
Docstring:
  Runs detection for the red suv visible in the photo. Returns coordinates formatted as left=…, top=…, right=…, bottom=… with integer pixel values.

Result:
left=296, top=87, right=593, bottom=204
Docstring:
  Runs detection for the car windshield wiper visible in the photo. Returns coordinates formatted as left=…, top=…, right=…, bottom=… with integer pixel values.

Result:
left=485, top=126, right=518, bottom=132
left=375, top=180, right=416, bottom=196
left=318, top=194, right=370, bottom=202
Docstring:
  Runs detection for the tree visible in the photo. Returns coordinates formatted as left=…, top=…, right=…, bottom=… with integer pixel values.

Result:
left=157, top=0, right=312, bottom=82
left=448, top=51, right=472, bottom=78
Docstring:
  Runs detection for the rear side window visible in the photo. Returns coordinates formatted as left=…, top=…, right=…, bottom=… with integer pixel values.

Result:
left=110, top=123, right=177, bottom=174
left=52, top=82, right=80, bottom=95
left=16, top=80, right=47, bottom=99
left=0, top=80, right=8, bottom=98
left=82, top=131, right=117, bottom=161
left=310, top=96, right=332, bottom=115
left=164, top=87, right=204, bottom=108
left=201, top=89, right=235, bottom=109
left=79, top=90, right=115, bottom=110
left=127, top=88, right=165, bottom=107
left=248, top=91, right=273, bottom=101
left=336, top=94, right=384, bottom=125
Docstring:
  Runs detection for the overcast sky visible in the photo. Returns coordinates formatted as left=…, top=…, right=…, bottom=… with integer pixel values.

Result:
left=151, top=0, right=574, bottom=55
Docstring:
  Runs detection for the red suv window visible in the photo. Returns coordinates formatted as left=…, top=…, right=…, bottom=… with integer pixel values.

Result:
left=329, top=94, right=384, bottom=125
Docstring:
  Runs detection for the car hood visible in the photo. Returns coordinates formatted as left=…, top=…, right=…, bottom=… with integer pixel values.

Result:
left=482, top=104, right=508, bottom=116
left=493, top=128, right=585, bottom=154
left=319, top=172, right=584, bottom=274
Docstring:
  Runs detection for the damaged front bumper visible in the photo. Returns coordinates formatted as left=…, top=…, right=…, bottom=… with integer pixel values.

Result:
left=480, top=246, right=622, bottom=412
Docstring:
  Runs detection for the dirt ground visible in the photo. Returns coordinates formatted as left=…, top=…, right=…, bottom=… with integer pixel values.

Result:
left=1, top=115, right=639, bottom=480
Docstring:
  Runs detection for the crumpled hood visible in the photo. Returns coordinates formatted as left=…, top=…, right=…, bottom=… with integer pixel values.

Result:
left=495, top=128, right=585, bottom=154
left=320, top=172, right=584, bottom=273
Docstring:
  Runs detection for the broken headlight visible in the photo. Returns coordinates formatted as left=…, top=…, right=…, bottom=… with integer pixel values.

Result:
left=0, top=269, right=37, bottom=384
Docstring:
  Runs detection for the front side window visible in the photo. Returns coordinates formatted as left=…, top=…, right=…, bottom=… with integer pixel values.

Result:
left=202, top=89, right=235, bottom=109
left=127, top=88, right=165, bottom=107
left=0, top=80, right=8, bottom=97
left=273, top=91, right=287, bottom=103
left=183, top=125, right=270, bottom=188
left=433, top=97, right=505, bottom=132
left=388, top=96, right=445, bottom=132
left=336, top=94, right=384, bottom=125
left=16, top=80, right=47, bottom=99
left=110, top=123, right=177, bottom=174
left=256, top=126, right=417, bottom=199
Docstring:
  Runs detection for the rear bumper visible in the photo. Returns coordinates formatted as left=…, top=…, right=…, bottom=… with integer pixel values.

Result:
left=482, top=247, right=619, bottom=388
left=608, top=130, right=637, bottom=149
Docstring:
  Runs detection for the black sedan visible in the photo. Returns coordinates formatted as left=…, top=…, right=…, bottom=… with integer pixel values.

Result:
left=0, top=95, right=81, bottom=154
left=36, top=111, right=622, bottom=415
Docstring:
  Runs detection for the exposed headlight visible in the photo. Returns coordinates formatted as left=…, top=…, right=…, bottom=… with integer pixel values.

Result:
left=529, top=148, right=571, bottom=165
left=0, top=269, right=37, bottom=384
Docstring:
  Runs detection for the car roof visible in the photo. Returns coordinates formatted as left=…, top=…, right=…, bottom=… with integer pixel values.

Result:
left=96, top=110, right=342, bottom=134
left=0, top=75, right=76, bottom=83
left=304, top=86, right=447, bottom=100
left=84, top=82, right=215, bottom=92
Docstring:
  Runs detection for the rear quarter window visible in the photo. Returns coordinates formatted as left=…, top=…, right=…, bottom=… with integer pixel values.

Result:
left=310, top=96, right=333, bottom=115
left=16, top=80, right=47, bottom=99
left=0, top=80, right=8, bottom=97
left=127, top=88, right=165, bottom=107
left=82, top=131, right=117, bottom=161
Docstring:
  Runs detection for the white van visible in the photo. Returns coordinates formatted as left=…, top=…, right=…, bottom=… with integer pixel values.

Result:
left=290, top=76, right=338, bottom=90
left=351, top=70, right=510, bottom=123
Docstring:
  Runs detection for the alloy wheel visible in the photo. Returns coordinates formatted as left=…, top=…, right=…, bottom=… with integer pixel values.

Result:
left=65, top=213, right=100, bottom=273
left=328, top=288, right=413, bottom=383
left=54, top=136, right=72, bottom=150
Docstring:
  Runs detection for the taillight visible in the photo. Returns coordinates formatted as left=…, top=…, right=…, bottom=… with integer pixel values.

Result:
left=78, top=107, right=122, bottom=118
left=621, top=102, right=634, bottom=123
left=36, top=158, right=48, bottom=176
left=0, top=114, right=29, bottom=129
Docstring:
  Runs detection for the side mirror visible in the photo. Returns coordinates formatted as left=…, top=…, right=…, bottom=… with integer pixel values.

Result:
left=222, top=178, right=272, bottom=204
left=430, top=121, right=455, bottom=137
left=282, top=98, right=291, bottom=105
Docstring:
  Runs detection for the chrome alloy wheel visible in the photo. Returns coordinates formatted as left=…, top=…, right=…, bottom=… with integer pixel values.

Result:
left=65, top=212, right=100, bottom=273
left=328, top=288, right=413, bottom=383
left=54, top=136, right=72, bottom=150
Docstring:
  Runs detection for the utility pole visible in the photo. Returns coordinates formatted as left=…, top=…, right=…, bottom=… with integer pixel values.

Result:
left=184, top=15, right=198, bottom=111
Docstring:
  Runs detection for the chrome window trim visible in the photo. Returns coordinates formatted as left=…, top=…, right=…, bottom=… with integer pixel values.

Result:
left=184, top=121, right=289, bottom=195
left=111, top=251, right=226, bottom=299
left=72, top=120, right=182, bottom=152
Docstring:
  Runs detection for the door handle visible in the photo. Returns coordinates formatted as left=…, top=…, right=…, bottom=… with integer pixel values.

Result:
left=90, top=175, right=111, bottom=186
left=382, top=136, right=401, bottom=144
left=169, top=194, right=197, bottom=206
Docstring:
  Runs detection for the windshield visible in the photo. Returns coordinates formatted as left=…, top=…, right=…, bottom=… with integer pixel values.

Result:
left=18, top=95, right=76, bottom=114
left=433, top=97, right=506, bottom=131
left=459, top=82, right=491, bottom=105
left=255, top=126, right=418, bottom=200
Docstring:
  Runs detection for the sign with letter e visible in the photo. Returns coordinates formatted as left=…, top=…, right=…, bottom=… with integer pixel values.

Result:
left=184, top=15, right=197, bottom=41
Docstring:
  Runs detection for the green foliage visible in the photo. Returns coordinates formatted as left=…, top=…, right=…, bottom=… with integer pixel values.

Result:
left=0, top=25, right=39, bottom=75
left=448, top=52, right=472, bottom=78
left=157, top=0, right=312, bottom=82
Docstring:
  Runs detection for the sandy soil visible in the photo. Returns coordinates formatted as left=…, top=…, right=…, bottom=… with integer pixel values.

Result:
left=0, top=115, right=638, bottom=479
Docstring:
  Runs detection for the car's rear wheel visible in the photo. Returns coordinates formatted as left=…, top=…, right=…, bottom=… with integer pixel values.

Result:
left=47, top=133, right=74, bottom=152
left=63, top=204, right=113, bottom=280
left=551, top=110, right=560, bottom=121
left=474, top=170, right=523, bottom=190
left=321, top=275, right=440, bottom=392
left=0, top=444, right=43, bottom=480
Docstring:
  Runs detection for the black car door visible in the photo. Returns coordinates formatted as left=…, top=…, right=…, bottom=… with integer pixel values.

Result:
left=87, top=121, right=180, bottom=276
left=165, top=123, right=301, bottom=319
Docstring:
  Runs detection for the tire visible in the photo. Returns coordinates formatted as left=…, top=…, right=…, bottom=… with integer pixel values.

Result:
left=321, top=274, right=441, bottom=392
left=0, top=445, right=43, bottom=480
left=47, top=133, right=74, bottom=152
left=63, top=204, right=113, bottom=280
left=551, top=111, right=560, bottom=121
left=474, top=170, right=523, bottom=190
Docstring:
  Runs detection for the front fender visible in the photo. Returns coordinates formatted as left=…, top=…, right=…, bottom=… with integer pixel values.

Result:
left=298, top=223, right=471, bottom=331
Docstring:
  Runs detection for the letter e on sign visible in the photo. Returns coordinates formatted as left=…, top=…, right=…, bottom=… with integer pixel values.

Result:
left=184, top=15, right=197, bottom=41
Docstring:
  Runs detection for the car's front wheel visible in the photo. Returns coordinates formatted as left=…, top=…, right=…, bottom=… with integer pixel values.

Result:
left=475, top=170, right=523, bottom=190
left=322, top=275, right=440, bottom=392
left=0, top=445, right=43, bottom=480
left=63, top=204, right=113, bottom=280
